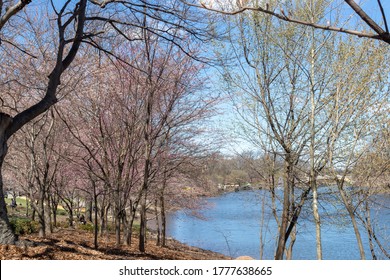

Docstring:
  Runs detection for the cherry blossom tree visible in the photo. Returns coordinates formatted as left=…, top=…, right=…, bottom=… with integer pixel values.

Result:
left=0, top=0, right=213, bottom=245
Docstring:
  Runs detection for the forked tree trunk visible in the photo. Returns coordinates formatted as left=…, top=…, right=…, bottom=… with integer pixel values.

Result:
left=285, top=227, right=296, bottom=260
left=0, top=1, right=86, bottom=245
left=337, top=181, right=366, bottom=260
left=275, top=155, right=292, bottom=260
left=0, top=113, right=17, bottom=244
left=123, top=210, right=136, bottom=246
left=123, top=201, right=137, bottom=246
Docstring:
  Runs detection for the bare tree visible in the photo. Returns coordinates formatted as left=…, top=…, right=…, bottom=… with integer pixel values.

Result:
left=0, top=0, right=87, bottom=245
left=183, top=0, right=390, bottom=44
left=217, top=0, right=389, bottom=259
left=0, top=0, right=213, bottom=245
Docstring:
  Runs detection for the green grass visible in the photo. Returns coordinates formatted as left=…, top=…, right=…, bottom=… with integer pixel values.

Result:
left=56, top=208, right=67, bottom=216
left=5, top=197, right=28, bottom=208
left=5, top=197, right=68, bottom=216
left=132, top=222, right=140, bottom=232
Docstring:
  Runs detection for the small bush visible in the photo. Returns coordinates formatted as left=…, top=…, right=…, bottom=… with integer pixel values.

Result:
left=9, top=217, right=39, bottom=235
left=78, top=222, right=94, bottom=232
left=56, top=209, right=67, bottom=216
left=56, top=220, right=70, bottom=228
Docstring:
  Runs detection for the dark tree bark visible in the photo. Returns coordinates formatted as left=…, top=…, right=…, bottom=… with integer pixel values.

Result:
left=154, top=199, right=161, bottom=246
left=0, top=114, right=16, bottom=244
left=86, top=196, right=93, bottom=223
left=0, top=0, right=87, bottom=244
left=160, top=190, right=167, bottom=247
left=139, top=188, right=148, bottom=252
left=275, top=154, right=292, bottom=260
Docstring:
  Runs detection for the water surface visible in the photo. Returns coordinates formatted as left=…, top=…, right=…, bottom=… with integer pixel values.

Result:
left=166, top=190, right=390, bottom=259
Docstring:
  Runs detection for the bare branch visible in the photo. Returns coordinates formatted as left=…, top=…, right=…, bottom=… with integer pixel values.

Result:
left=180, top=1, right=390, bottom=44
left=6, top=0, right=88, bottom=138
left=377, top=0, right=389, bottom=34
left=0, top=0, right=31, bottom=30
left=81, top=38, right=148, bottom=75
left=344, top=0, right=386, bottom=35
left=0, top=38, right=37, bottom=58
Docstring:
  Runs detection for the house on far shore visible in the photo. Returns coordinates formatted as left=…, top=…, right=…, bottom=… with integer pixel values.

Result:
left=218, top=183, right=253, bottom=192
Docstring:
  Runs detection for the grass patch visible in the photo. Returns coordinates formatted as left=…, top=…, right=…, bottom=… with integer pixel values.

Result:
left=132, top=222, right=140, bottom=232
left=56, top=208, right=67, bottom=216
left=78, top=222, right=94, bottom=232
left=5, top=197, right=28, bottom=208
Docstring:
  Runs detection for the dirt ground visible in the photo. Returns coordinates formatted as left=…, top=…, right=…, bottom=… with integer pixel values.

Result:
left=0, top=227, right=231, bottom=260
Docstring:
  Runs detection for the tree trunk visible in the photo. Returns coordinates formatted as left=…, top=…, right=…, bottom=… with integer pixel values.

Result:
left=45, top=192, right=53, bottom=234
left=259, top=190, right=266, bottom=260
left=311, top=178, right=322, bottom=259
left=100, top=204, right=109, bottom=237
left=38, top=189, right=46, bottom=238
left=275, top=156, right=292, bottom=260
left=364, top=200, right=377, bottom=260
left=160, top=192, right=167, bottom=247
left=115, top=215, right=121, bottom=247
left=92, top=184, right=99, bottom=249
left=139, top=190, right=147, bottom=252
left=86, top=196, right=93, bottom=223
left=309, top=27, right=322, bottom=260
left=122, top=211, right=130, bottom=246
left=123, top=203, right=137, bottom=246
left=32, top=208, right=36, bottom=221
left=154, top=199, right=161, bottom=246
left=100, top=206, right=106, bottom=237
left=0, top=114, right=17, bottom=244
left=26, top=197, right=30, bottom=218
left=123, top=215, right=134, bottom=246
left=286, top=174, right=296, bottom=260
left=51, top=196, right=58, bottom=228
left=0, top=164, right=15, bottom=244
left=285, top=226, right=296, bottom=260
left=68, top=206, right=74, bottom=228
left=0, top=1, right=87, bottom=244
left=338, top=182, right=366, bottom=260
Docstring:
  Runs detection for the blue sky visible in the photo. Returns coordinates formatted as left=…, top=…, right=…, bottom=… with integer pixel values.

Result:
left=206, top=0, right=390, bottom=155
left=28, top=0, right=390, bottom=155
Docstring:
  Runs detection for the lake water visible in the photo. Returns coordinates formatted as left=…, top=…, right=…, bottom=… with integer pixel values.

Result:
left=166, top=189, right=390, bottom=260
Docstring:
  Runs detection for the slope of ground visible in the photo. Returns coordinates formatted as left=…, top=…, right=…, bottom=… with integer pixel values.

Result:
left=0, top=228, right=231, bottom=260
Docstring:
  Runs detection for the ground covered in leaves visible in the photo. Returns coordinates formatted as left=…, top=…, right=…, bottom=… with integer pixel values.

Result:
left=0, top=228, right=230, bottom=260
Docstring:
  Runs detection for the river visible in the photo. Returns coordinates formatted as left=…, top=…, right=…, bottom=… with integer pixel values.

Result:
left=166, top=189, right=390, bottom=260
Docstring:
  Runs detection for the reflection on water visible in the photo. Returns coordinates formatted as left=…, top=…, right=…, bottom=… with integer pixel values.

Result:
left=166, top=190, right=390, bottom=260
